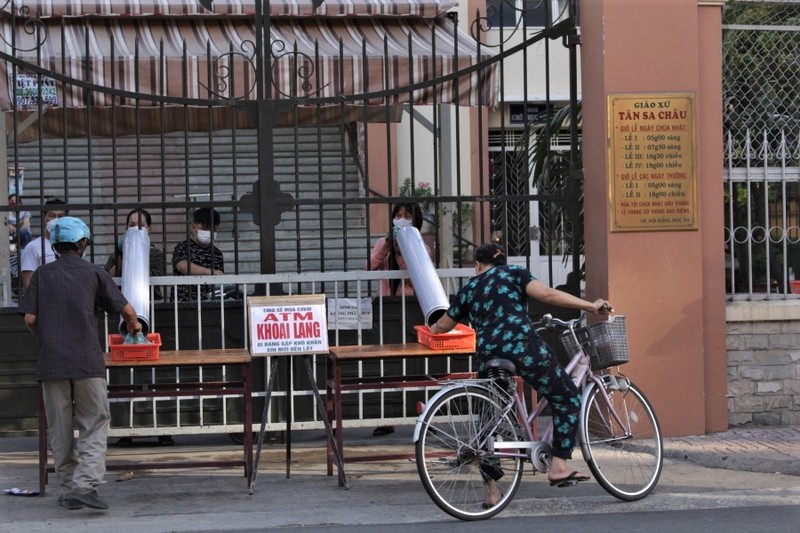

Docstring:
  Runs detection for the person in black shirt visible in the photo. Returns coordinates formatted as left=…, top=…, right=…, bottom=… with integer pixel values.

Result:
left=172, top=207, right=224, bottom=301
left=20, top=216, right=142, bottom=511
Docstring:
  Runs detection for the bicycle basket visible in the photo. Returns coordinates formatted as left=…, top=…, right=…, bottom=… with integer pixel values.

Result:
left=559, top=315, right=629, bottom=370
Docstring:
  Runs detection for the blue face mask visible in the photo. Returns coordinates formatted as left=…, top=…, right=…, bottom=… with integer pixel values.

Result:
left=393, top=218, right=413, bottom=229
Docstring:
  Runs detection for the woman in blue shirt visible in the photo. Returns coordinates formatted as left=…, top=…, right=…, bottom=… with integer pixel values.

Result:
left=430, top=243, right=611, bottom=507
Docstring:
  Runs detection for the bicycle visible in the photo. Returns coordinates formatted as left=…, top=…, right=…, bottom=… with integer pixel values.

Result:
left=412, top=313, right=663, bottom=521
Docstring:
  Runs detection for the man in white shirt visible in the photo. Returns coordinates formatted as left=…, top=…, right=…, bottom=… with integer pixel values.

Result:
left=20, top=198, right=66, bottom=293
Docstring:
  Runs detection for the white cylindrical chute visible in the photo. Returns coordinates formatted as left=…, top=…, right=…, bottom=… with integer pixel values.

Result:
left=394, top=225, right=449, bottom=326
left=119, top=227, right=151, bottom=335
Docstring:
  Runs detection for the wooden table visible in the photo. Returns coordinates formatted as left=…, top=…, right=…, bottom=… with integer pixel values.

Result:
left=324, top=343, right=474, bottom=475
left=37, top=349, right=253, bottom=494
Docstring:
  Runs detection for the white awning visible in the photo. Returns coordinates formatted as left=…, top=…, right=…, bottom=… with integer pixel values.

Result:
left=15, top=0, right=460, bottom=20
left=0, top=0, right=498, bottom=111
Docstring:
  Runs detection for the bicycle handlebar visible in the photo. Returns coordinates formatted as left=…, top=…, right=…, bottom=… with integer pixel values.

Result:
left=535, top=304, right=614, bottom=332
left=533, top=304, right=614, bottom=331
left=535, top=313, right=583, bottom=332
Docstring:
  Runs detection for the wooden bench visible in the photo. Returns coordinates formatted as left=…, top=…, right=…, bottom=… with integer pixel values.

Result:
left=38, top=349, right=253, bottom=494
left=324, top=343, right=475, bottom=475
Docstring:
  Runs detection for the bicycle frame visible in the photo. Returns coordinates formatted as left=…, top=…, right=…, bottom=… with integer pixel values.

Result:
left=487, top=344, right=592, bottom=463
left=416, top=321, right=633, bottom=472
left=414, top=314, right=663, bottom=519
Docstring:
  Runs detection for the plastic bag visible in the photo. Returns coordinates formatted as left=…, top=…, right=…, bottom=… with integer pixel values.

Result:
left=4, top=487, right=39, bottom=496
left=123, top=332, right=151, bottom=344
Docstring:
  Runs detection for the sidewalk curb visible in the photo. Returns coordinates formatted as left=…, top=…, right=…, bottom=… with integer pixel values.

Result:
left=663, top=446, right=799, bottom=476
left=663, top=426, right=800, bottom=477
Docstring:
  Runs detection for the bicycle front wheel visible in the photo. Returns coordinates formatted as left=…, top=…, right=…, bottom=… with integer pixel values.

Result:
left=580, top=379, right=663, bottom=501
left=415, top=385, right=524, bottom=521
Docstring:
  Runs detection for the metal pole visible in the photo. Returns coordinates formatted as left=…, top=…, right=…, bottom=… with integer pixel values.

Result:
left=0, top=133, right=10, bottom=306
left=568, top=1, right=582, bottom=284
left=439, top=104, right=455, bottom=290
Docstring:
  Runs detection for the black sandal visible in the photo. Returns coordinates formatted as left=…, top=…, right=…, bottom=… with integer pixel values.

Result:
left=372, top=426, right=395, bottom=436
left=548, top=471, right=590, bottom=487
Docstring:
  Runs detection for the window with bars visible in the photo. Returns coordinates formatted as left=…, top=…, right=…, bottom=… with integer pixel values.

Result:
left=484, top=0, right=575, bottom=29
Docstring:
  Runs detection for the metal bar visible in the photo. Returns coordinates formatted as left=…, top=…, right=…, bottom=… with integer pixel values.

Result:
left=568, top=0, right=582, bottom=280
left=303, top=355, right=348, bottom=488
left=249, top=358, right=279, bottom=494
left=0, top=117, right=9, bottom=304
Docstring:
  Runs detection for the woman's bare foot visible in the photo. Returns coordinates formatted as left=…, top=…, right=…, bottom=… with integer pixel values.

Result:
left=483, top=479, right=503, bottom=508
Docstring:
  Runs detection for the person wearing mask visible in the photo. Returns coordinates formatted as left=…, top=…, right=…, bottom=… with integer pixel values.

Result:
left=20, top=216, right=142, bottom=510
left=105, top=207, right=171, bottom=446
left=20, top=198, right=66, bottom=293
left=8, top=192, right=31, bottom=249
left=104, top=208, right=166, bottom=299
left=368, top=202, right=431, bottom=436
left=368, top=202, right=431, bottom=297
left=172, top=207, right=223, bottom=302
left=429, top=243, right=612, bottom=508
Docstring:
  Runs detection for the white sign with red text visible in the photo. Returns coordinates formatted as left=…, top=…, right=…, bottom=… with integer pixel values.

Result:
left=247, top=295, right=329, bottom=356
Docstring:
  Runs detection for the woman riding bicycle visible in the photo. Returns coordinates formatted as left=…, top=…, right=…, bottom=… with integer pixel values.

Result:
left=429, top=243, right=611, bottom=507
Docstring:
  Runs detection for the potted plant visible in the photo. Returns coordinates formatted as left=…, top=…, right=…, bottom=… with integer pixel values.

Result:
left=399, top=178, right=435, bottom=232
left=399, top=177, right=473, bottom=236
left=399, top=178, right=434, bottom=209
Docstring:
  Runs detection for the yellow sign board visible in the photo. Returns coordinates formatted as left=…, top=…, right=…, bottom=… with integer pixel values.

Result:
left=608, top=93, right=697, bottom=232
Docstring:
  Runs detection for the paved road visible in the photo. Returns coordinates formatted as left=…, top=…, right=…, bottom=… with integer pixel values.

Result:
left=0, top=426, right=798, bottom=532
left=258, top=506, right=800, bottom=533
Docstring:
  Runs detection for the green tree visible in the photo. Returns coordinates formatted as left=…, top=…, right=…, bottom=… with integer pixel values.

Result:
left=723, top=2, right=800, bottom=164
left=511, top=102, right=583, bottom=281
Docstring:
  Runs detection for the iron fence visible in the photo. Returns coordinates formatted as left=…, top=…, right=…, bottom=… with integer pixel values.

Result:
left=0, top=0, right=584, bottom=436
left=723, top=1, right=800, bottom=299
left=100, top=269, right=477, bottom=437
left=724, top=130, right=800, bottom=299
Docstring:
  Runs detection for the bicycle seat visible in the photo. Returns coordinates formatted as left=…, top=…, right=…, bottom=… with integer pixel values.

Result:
left=484, top=358, right=517, bottom=377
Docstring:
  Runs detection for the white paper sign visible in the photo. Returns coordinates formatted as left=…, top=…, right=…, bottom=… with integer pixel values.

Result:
left=13, top=74, right=58, bottom=107
left=326, top=297, right=372, bottom=330
left=248, top=295, right=329, bottom=356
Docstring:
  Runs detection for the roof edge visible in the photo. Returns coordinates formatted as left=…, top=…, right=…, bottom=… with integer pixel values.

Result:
left=2, top=0, right=459, bottom=20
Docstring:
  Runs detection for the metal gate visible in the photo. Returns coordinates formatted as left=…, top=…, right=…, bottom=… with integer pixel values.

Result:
left=0, top=0, right=582, bottom=436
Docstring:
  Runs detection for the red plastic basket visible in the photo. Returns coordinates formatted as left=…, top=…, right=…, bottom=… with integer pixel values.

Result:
left=791, top=280, right=800, bottom=295
left=108, top=333, right=162, bottom=362
left=415, top=324, right=476, bottom=351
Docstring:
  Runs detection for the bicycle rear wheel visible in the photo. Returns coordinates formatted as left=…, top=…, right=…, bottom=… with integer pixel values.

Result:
left=580, top=379, right=663, bottom=501
left=415, top=385, right=524, bottom=521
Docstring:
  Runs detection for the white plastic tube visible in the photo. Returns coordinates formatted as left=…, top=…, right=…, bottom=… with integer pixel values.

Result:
left=394, top=225, right=449, bottom=326
left=119, top=227, right=151, bottom=335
